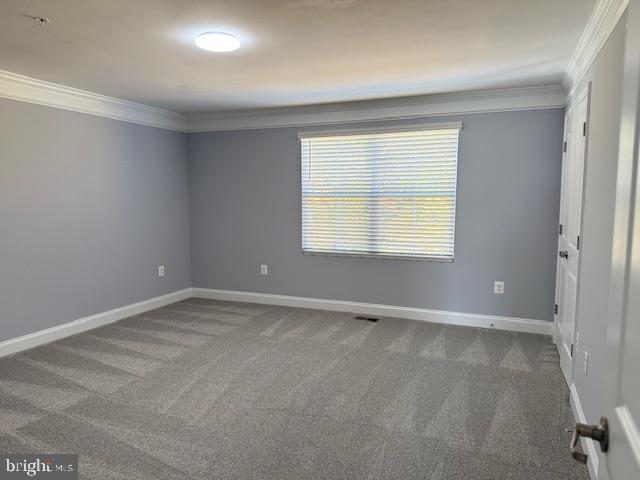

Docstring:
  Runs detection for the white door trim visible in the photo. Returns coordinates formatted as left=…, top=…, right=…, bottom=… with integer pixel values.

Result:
left=615, top=405, right=640, bottom=467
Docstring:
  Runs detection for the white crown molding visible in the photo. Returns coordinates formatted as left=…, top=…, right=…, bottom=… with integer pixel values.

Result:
left=192, top=288, right=553, bottom=335
left=185, top=85, right=566, bottom=133
left=0, top=70, right=186, bottom=131
left=0, top=69, right=565, bottom=133
left=564, top=0, right=629, bottom=99
left=0, top=288, right=192, bottom=358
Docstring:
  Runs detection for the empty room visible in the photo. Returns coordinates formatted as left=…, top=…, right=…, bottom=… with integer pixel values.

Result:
left=1, top=0, right=639, bottom=479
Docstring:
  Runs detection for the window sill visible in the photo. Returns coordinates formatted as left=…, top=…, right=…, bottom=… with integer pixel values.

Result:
left=302, top=250, right=454, bottom=263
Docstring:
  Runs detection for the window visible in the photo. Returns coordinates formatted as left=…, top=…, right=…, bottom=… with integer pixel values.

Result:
left=300, top=123, right=460, bottom=261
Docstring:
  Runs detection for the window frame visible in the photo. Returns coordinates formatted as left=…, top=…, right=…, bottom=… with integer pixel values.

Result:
left=298, top=121, right=462, bottom=262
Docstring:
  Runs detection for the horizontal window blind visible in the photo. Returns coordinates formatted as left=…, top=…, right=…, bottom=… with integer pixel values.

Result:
left=300, top=125, right=460, bottom=260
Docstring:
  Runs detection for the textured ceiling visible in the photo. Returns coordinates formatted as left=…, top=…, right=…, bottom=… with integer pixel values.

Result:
left=0, top=0, right=595, bottom=113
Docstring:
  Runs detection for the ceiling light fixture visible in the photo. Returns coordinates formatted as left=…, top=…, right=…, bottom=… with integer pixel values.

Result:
left=194, top=32, right=241, bottom=52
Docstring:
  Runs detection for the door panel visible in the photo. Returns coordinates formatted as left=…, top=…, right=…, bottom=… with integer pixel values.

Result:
left=560, top=269, right=577, bottom=377
left=555, top=109, right=570, bottom=346
left=602, top=1, right=640, bottom=477
left=568, top=92, right=588, bottom=273
left=556, top=88, right=590, bottom=385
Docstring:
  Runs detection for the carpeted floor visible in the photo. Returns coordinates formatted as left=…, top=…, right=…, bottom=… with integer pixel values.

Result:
left=0, top=298, right=588, bottom=479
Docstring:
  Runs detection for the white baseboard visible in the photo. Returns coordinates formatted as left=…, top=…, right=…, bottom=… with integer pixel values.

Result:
left=192, top=288, right=553, bottom=335
left=570, top=383, right=600, bottom=478
left=0, top=286, right=553, bottom=359
left=0, top=288, right=193, bottom=358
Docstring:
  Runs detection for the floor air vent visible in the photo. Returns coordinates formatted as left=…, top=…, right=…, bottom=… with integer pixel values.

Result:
left=354, top=315, right=378, bottom=322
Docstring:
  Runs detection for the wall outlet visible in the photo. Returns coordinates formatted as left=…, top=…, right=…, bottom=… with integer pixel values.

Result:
left=158, top=265, right=165, bottom=277
left=575, top=332, right=580, bottom=351
left=260, top=264, right=268, bottom=276
left=494, top=281, right=504, bottom=295
left=583, top=350, right=589, bottom=376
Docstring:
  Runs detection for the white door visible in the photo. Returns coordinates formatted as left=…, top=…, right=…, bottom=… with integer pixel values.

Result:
left=599, top=1, right=640, bottom=477
left=556, top=86, right=590, bottom=384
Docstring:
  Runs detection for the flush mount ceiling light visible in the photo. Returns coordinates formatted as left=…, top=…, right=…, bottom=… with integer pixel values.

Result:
left=194, top=32, right=241, bottom=52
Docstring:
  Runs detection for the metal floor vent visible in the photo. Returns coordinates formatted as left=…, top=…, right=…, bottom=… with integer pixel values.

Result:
left=354, top=315, right=378, bottom=322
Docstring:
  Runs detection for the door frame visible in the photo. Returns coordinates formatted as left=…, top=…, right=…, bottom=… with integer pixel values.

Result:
left=554, top=84, right=591, bottom=387
left=554, top=106, right=571, bottom=347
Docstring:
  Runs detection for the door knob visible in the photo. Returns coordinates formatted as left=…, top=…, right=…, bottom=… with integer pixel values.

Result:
left=559, top=250, right=569, bottom=258
left=570, top=417, right=609, bottom=464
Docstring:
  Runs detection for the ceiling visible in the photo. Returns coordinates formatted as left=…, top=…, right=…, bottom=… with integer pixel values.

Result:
left=0, top=0, right=595, bottom=114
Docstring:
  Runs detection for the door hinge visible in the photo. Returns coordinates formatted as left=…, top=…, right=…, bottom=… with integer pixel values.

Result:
left=563, top=141, right=567, bottom=153
left=571, top=343, right=574, bottom=357
left=559, top=224, right=563, bottom=235
left=577, top=235, right=580, bottom=250
left=554, top=304, right=558, bottom=315
left=583, top=122, right=587, bottom=137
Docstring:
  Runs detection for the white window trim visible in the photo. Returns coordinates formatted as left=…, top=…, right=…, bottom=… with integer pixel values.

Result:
left=301, top=250, right=456, bottom=263
left=299, top=121, right=461, bottom=262
left=297, top=121, right=463, bottom=139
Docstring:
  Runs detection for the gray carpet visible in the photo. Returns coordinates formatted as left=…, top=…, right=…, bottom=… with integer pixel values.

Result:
left=0, top=298, right=588, bottom=479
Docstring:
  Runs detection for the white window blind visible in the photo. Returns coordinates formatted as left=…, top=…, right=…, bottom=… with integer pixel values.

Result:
left=300, top=123, right=460, bottom=260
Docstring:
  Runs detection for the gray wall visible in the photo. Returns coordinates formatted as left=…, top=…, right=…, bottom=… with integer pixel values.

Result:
left=0, top=98, right=191, bottom=343
left=188, top=109, right=564, bottom=321
left=572, top=16, right=626, bottom=429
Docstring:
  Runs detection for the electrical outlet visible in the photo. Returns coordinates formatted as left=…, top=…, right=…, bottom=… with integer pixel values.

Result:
left=575, top=332, right=580, bottom=351
left=583, top=350, right=589, bottom=376
left=260, top=264, right=268, bottom=276
left=494, top=281, right=504, bottom=295
left=158, top=265, right=165, bottom=277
